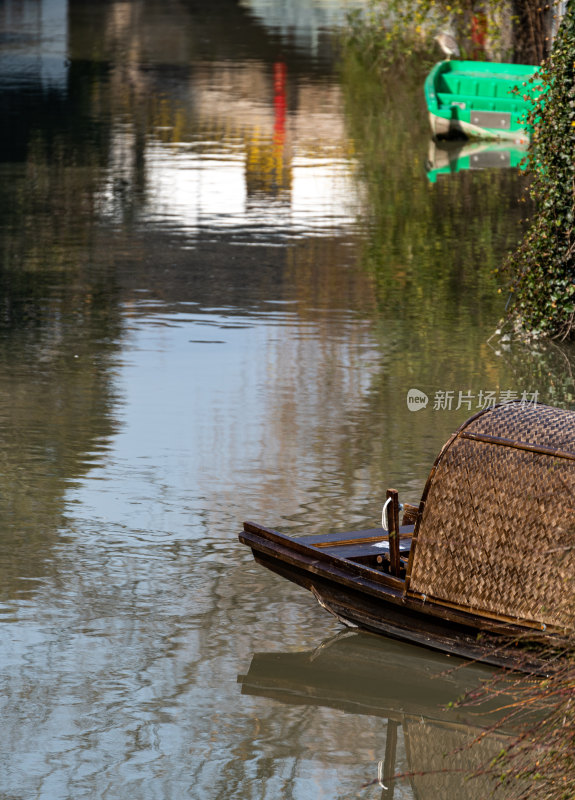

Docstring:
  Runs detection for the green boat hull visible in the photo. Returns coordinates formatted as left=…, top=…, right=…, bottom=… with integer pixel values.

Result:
left=425, top=59, right=541, bottom=141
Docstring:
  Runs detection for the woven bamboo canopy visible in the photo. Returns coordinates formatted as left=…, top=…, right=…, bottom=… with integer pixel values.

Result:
left=406, top=402, right=575, bottom=630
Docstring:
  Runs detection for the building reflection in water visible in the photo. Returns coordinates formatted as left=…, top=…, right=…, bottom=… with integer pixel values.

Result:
left=95, top=59, right=360, bottom=241
left=0, top=0, right=68, bottom=90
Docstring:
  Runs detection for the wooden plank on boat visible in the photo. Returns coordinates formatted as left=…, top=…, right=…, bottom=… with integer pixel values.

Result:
left=310, top=541, right=410, bottom=560
left=295, top=526, right=413, bottom=548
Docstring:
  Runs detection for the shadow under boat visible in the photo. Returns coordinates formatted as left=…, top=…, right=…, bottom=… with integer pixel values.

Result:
left=240, top=402, right=575, bottom=673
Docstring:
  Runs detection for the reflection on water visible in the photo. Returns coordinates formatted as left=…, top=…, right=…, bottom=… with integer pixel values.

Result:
left=68, top=305, right=385, bottom=539
left=0, top=1, right=571, bottom=798
left=0, top=0, right=68, bottom=90
left=94, top=55, right=360, bottom=240
left=240, top=632, right=512, bottom=797
left=99, top=122, right=359, bottom=240
left=242, top=0, right=364, bottom=55
left=425, top=139, right=529, bottom=183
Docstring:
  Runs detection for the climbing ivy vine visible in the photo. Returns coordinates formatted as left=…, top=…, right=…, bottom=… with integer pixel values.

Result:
left=505, top=5, right=575, bottom=340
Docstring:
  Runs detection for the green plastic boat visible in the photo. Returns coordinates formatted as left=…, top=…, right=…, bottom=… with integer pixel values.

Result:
left=425, top=59, right=541, bottom=141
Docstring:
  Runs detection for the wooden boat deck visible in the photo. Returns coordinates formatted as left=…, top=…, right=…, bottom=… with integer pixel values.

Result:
left=295, top=526, right=412, bottom=564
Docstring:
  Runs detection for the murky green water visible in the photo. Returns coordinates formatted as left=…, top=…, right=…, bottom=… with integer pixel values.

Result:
left=0, top=2, right=571, bottom=798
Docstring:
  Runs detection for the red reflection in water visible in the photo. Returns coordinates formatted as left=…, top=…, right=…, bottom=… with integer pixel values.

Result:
left=273, top=61, right=286, bottom=148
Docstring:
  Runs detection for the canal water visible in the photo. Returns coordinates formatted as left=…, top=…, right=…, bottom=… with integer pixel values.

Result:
left=0, top=1, right=572, bottom=798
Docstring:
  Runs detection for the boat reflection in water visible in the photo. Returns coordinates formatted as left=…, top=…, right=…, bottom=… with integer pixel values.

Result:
left=239, top=631, right=515, bottom=799
left=425, top=139, right=528, bottom=183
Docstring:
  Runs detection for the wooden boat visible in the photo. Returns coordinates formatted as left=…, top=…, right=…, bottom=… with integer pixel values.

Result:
left=240, top=402, right=575, bottom=671
left=424, top=59, right=541, bottom=141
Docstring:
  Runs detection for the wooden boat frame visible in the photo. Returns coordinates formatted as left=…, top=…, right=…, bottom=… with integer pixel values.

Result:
left=240, top=520, right=548, bottom=671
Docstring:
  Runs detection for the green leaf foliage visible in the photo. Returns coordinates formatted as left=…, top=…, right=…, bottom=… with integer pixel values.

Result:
left=506, top=6, right=575, bottom=339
